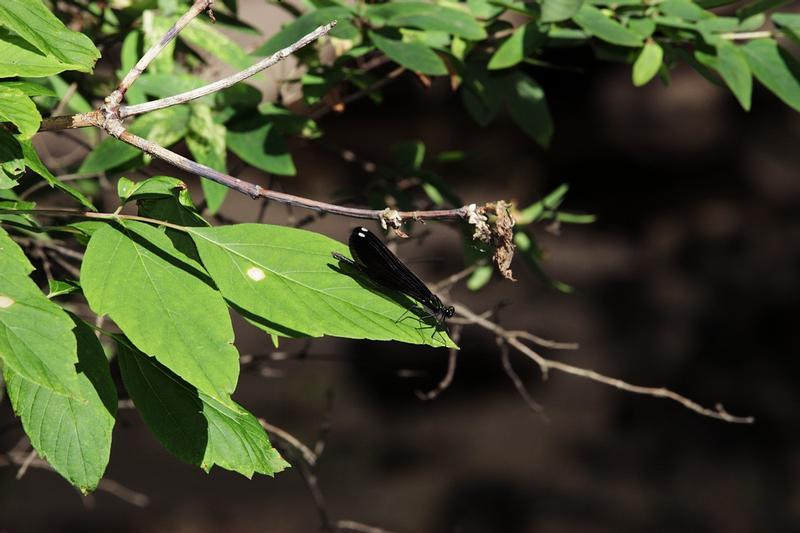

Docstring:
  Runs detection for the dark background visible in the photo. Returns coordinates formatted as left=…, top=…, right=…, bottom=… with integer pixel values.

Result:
left=2, top=23, right=799, bottom=533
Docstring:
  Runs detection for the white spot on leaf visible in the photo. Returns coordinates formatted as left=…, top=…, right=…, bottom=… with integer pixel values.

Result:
left=0, top=295, right=14, bottom=308
left=247, top=267, right=266, bottom=281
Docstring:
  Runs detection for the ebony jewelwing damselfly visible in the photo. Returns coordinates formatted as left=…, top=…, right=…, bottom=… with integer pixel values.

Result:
left=332, top=227, right=455, bottom=337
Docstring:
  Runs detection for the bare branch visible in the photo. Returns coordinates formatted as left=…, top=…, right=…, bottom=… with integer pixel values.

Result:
left=452, top=302, right=754, bottom=424
left=120, top=22, right=337, bottom=119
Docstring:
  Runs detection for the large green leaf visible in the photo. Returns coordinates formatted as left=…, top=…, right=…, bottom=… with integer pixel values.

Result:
left=506, top=73, right=553, bottom=147
left=488, top=23, right=545, bottom=70
left=0, top=35, right=75, bottom=78
left=4, top=316, right=116, bottom=493
left=19, top=139, right=96, bottom=210
left=716, top=41, right=752, bottom=110
left=79, top=107, right=190, bottom=173
left=0, top=85, right=40, bottom=139
left=742, top=38, right=800, bottom=112
left=186, top=104, right=229, bottom=213
left=573, top=4, right=643, bottom=47
left=81, top=222, right=240, bottom=405
left=0, top=0, right=99, bottom=73
left=541, top=0, right=585, bottom=22
left=0, top=230, right=81, bottom=398
left=369, top=30, right=448, bottom=75
left=367, top=2, right=487, bottom=40
left=632, top=41, right=663, bottom=86
left=187, top=224, right=456, bottom=348
left=226, top=114, right=295, bottom=176
left=118, top=342, right=289, bottom=478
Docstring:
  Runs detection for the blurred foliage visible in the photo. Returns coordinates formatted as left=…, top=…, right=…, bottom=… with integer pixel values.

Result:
left=0, top=0, right=798, bottom=493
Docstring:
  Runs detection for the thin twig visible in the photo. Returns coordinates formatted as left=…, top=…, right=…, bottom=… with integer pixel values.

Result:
left=498, top=340, right=547, bottom=420
left=120, top=22, right=337, bottom=119
left=416, top=325, right=461, bottom=400
left=452, top=302, right=754, bottom=424
left=310, top=67, right=406, bottom=121
left=1, top=450, right=149, bottom=506
left=15, top=449, right=38, bottom=480
left=259, top=419, right=317, bottom=466
left=720, top=30, right=773, bottom=40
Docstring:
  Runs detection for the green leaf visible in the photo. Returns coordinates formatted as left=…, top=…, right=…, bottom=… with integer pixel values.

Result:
left=659, top=0, right=710, bottom=21
left=4, top=316, right=116, bottom=493
left=0, top=129, right=24, bottom=188
left=369, top=30, right=448, bottom=75
left=632, top=41, right=664, bottom=86
left=506, top=73, right=553, bottom=147
left=515, top=230, right=573, bottom=293
left=258, top=103, right=322, bottom=139
left=186, top=104, right=229, bottom=213
left=187, top=224, right=457, bottom=348
left=118, top=30, right=146, bottom=105
left=81, top=222, right=240, bottom=405
left=117, top=175, right=187, bottom=204
left=226, top=114, right=296, bottom=176
left=0, top=233, right=81, bottom=398
left=0, top=81, right=55, bottom=97
left=716, top=41, right=752, bottom=110
left=772, top=12, right=800, bottom=45
left=516, top=184, right=569, bottom=225
left=47, top=279, right=81, bottom=298
left=367, top=2, right=487, bottom=40
left=19, top=139, right=96, bottom=210
left=118, top=342, right=289, bottom=477
left=742, top=38, right=800, bottom=112
left=627, top=18, right=656, bottom=39
left=573, top=4, right=643, bottom=47
left=391, top=140, right=425, bottom=170
left=136, top=73, right=206, bottom=99
left=180, top=18, right=251, bottom=70
left=79, top=107, right=190, bottom=173
left=0, top=0, right=100, bottom=73
left=0, top=85, right=40, bottom=139
left=541, top=0, right=585, bottom=22
left=252, top=6, right=354, bottom=56
left=461, top=63, right=506, bottom=126
left=466, top=264, right=493, bottom=291
left=488, top=23, right=545, bottom=70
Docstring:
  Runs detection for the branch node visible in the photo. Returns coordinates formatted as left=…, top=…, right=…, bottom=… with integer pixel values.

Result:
left=379, top=208, right=402, bottom=230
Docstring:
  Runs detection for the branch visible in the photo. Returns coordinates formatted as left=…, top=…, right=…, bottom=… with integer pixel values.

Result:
left=452, top=302, right=754, bottom=424
left=120, top=22, right=338, bottom=119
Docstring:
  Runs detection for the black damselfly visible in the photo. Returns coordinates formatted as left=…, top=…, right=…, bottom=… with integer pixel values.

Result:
left=332, top=227, right=455, bottom=337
